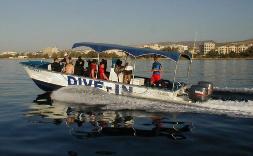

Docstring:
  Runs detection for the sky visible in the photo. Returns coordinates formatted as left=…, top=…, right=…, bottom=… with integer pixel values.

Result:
left=0, top=0, right=253, bottom=51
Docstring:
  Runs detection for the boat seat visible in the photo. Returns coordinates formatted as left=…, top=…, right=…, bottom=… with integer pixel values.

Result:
left=48, top=64, right=52, bottom=71
left=130, top=78, right=145, bottom=86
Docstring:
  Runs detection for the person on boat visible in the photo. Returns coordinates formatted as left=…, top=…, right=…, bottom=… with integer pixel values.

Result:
left=114, top=59, right=125, bottom=82
left=151, top=55, right=162, bottom=86
left=51, top=58, right=61, bottom=72
left=123, top=62, right=133, bottom=84
left=90, top=59, right=97, bottom=79
left=83, top=59, right=91, bottom=77
left=64, top=58, right=74, bottom=74
left=74, top=56, right=85, bottom=76
left=59, top=53, right=69, bottom=70
left=101, top=59, right=107, bottom=73
left=99, top=60, right=109, bottom=80
left=60, top=53, right=68, bottom=64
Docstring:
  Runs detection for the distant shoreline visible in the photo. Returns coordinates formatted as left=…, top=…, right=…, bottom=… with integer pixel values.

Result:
left=192, top=57, right=253, bottom=60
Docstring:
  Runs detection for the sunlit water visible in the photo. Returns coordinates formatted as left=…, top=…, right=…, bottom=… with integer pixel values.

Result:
left=0, top=59, right=253, bottom=156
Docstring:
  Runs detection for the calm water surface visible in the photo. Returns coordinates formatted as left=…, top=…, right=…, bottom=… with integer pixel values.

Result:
left=0, top=59, right=252, bottom=156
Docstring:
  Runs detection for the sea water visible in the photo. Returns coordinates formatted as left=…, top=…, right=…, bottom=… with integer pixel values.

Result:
left=0, top=59, right=252, bottom=156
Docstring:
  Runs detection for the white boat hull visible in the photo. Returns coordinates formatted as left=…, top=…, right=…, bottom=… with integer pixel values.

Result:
left=23, top=66, right=190, bottom=104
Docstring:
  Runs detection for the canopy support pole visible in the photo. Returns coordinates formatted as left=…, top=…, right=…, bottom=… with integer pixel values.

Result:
left=96, top=53, right=99, bottom=79
left=131, top=57, right=136, bottom=84
left=172, top=62, right=178, bottom=92
left=186, top=61, right=192, bottom=84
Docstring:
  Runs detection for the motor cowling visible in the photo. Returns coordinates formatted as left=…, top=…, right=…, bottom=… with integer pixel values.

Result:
left=188, top=85, right=209, bottom=102
left=198, top=81, right=214, bottom=96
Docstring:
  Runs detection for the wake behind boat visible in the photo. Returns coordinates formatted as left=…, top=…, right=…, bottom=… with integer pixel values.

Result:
left=20, top=42, right=214, bottom=104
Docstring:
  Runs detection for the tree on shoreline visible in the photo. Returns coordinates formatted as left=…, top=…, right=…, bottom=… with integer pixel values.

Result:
left=205, top=50, right=220, bottom=57
left=242, top=46, right=253, bottom=57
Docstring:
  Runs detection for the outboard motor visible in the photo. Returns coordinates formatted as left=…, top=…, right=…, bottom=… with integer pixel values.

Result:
left=188, top=85, right=209, bottom=102
left=198, top=81, right=214, bottom=96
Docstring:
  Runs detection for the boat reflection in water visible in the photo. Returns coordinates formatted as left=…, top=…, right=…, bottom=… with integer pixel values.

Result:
left=27, top=93, right=193, bottom=140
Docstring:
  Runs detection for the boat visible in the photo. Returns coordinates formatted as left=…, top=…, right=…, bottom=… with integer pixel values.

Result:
left=20, top=42, right=214, bottom=104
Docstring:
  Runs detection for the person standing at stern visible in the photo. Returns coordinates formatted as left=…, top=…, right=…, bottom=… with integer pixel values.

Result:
left=150, top=55, right=162, bottom=86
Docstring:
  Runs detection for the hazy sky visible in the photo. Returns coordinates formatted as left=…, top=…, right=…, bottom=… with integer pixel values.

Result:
left=0, top=0, right=253, bottom=51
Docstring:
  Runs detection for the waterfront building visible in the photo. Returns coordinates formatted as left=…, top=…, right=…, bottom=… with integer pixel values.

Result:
left=217, top=44, right=249, bottom=54
left=18, top=55, right=28, bottom=59
left=143, top=44, right=188, bottom=52
left=237, top=45, right=248, bottom=53
left=143, top=44, right=165, bottom=50
left=217, top=45, right=229, bottom=54
left=177, top=45, right=188, bottom=52
left=104, top=49, right=127, bottom=57
left=42, top=47, right=59, bottom=57
left=228, top=45, right=237, bottom=53
left=203, top=42, right=215, bottom=55
left=73, top=49, right=94, bottom=54
left=0, top=51, right=18, bottom=56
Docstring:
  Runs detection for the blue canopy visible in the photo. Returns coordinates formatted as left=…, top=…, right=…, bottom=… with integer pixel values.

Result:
left=72, top=42, right=192, bottom=62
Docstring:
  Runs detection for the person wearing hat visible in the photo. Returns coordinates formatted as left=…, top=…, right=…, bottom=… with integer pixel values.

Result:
left=150, top=55, right=162, bottom=86
left=60, top=52, right=68, bottom=65
left=59, top=53, right=69, bottom=71
left=61, top=53, right=69, bottom=62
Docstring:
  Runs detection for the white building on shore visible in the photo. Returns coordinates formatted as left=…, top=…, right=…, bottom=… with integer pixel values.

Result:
left=42, top=47, right=59, bottom=57
left=0, top=51, right=18, bottom=56
left=143, top=44, right=165, bottom=50
left=143, top=44, right=188, bottom=52
left=217, top=44, right=249, bottom=54
left=237, top=45, right=248, bottom=53
left=203, top=42, right=216, bottom=55
left=218, top=45, right=229, bottom=54
left=104, top=49, right=127, bottom=57
left=18, top=55, right=28, bottom=59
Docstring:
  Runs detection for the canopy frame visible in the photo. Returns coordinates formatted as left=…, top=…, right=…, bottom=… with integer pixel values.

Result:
left=72, top=42, right=192, bottom=91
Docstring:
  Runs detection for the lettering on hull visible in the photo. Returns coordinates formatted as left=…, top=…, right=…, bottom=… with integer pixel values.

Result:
left=115, top=84, right=133, bottom=95
left=67, top=76, right=133, bottom=95
left=68, top=76, right=102, bottom=88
